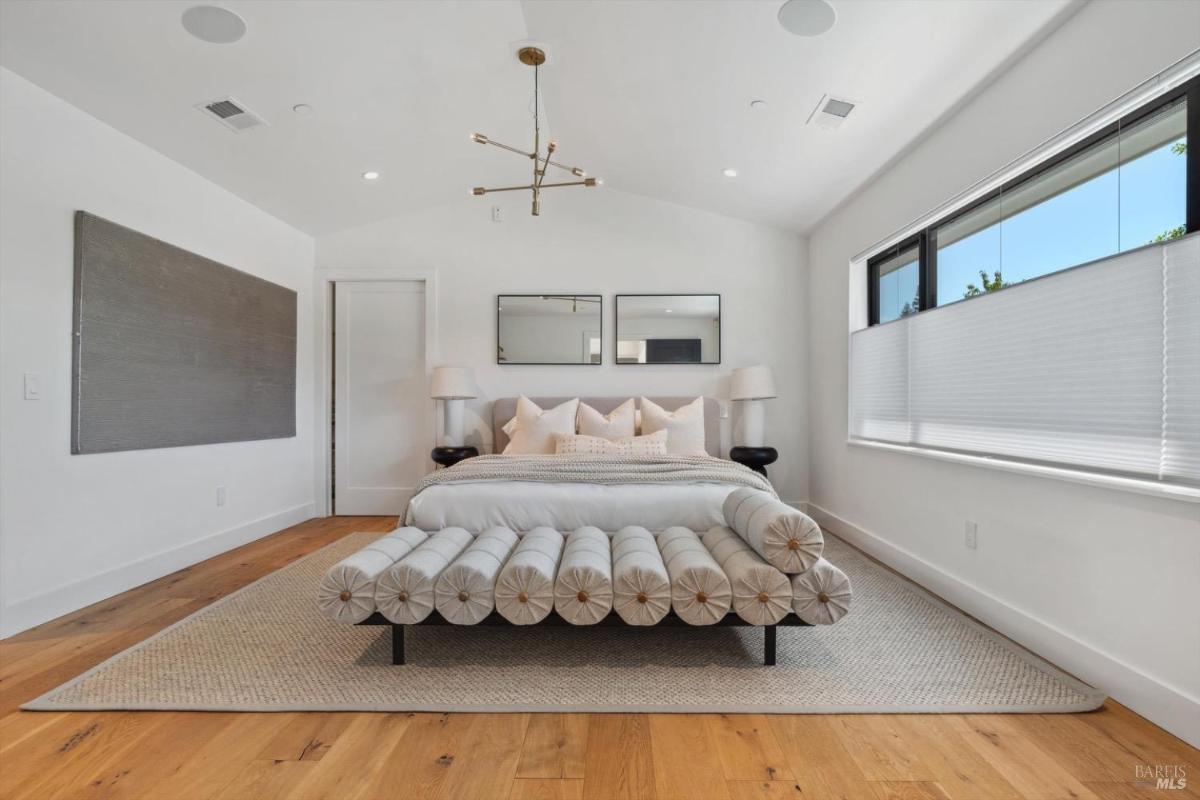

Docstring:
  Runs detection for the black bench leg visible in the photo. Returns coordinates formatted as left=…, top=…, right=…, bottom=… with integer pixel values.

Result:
left=764, top=625, right=776, bottom=666
left=392, top=624, right=406, bottom=665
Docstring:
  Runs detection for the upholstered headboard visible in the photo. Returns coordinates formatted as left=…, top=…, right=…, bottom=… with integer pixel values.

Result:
left=491, top=397, right=722, bottom=457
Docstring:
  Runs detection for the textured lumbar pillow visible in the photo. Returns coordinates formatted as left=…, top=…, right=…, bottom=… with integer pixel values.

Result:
left=639, top=397, right=706, bottom=456
left=577, top=399, right=636, bottom=439
left=503, top=396, right=580, bottom=454
left=555, top=429, right=668, bottom=456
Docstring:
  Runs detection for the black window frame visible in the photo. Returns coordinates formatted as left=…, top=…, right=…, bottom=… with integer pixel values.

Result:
left=866, top=233, right=925, bottom=326
left=868, top=74, right=1199, bottom=326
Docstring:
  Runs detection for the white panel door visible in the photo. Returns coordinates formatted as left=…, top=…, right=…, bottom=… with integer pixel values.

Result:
left=334, top=280, right=427, bottom=515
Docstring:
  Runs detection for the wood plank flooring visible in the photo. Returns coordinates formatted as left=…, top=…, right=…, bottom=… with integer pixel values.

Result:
left=0, top=515, right=1195, bottom=800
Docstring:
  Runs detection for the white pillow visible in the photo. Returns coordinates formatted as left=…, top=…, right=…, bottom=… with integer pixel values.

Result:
left=639, top=397, right=706, bottom=456
left=555, top=430, right=668, bottom=456
left=577, top=399, right=636, bottom=440
left=502, top=397, right=580, bottom=455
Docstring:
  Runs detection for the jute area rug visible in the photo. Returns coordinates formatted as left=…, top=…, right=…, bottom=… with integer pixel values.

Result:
left=25, top=532, right=1105, bottom=713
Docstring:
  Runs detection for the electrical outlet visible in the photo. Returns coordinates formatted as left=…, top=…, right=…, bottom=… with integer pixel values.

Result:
left=23, top=372, right=40, bottom=400
left=217, top=486, right=227, bottom=507
left=965, top=521, right=978, bottom=549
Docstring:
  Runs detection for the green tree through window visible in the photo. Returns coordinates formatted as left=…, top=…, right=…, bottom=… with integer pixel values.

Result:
left=963, top=270, right=1011, bottom=298
left=1149, top=142, right=1187, bottom=244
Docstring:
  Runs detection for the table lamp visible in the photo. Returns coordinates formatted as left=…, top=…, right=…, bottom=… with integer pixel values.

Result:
left=431, top=367, right=477, bottom=447
left=730, top=365, right=776, bottom=447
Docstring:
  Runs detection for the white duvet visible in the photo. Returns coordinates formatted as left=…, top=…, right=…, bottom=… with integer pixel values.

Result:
left=406, top=481, right=736, bottom=533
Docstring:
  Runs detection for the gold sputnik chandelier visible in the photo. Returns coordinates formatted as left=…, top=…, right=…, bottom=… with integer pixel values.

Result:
left=471, top=46, right=601, bottom=216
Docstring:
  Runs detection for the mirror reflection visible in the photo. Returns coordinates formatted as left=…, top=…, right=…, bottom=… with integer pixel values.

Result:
left=497, top=295, right=602, bottom=365
left=615, top=295, right=721, bottom=364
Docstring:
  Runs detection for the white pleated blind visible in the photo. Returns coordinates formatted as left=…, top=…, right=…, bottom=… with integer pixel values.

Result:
left=850, top=234, right=1200, bottom=487
left=1163, top=237, right=1200, bottom=483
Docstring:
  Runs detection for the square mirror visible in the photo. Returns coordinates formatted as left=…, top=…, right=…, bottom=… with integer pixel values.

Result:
left=497, top=295, right=602, bottom=365
left=615, top=294, right=721, bottom=364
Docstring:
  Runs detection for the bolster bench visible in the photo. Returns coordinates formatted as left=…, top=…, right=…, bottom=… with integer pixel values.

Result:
left=318, top=498, right=852, bottom=666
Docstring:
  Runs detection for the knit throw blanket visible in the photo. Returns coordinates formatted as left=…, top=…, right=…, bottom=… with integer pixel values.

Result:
left=411, top=454, right=777, bottom=498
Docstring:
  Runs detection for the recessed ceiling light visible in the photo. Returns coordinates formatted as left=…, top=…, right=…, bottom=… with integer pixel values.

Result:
left=665, top=309, right=673, bottom=313
left=778, top=0, right=836, bottom=37
left=292, top=104, right=313, bottom=116
left=181, top=5, right=246, bottom=45
left=362, top=171, right=381, bottom=181
left=722, top=168, right=738, bottom=178
left=750, top=100, right=767, bottom=109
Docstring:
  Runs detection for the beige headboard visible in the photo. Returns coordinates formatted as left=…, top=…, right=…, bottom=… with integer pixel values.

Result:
left=492, top=397, right=722, bottom=457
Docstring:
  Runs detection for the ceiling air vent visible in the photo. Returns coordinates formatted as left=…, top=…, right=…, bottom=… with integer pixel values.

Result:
left=196, top=96, right=268, bottom=133
left=806, top=94, right=857, bottom=130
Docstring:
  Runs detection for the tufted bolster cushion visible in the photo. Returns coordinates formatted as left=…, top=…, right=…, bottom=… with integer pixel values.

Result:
left=435, top=527, right=520, bottom=625
left=701, top=526, right=791, bottom=626
left=657, top=527, right=732, bottom=625
left=611, top=526, right=671, bottom=626
left=495, top=528, right=565, bottom=625
left=722, top=488, right=823, bottom=574
left=790, top=557, right=853, bottom=625
left=554, top=527, right=614, bottom=625
left=317, top=527, right=429, bottom=624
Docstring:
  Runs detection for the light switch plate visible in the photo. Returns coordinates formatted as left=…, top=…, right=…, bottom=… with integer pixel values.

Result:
left=23, top=373, right=41, bottom=400
left=965, top=521, right=978, bottom=549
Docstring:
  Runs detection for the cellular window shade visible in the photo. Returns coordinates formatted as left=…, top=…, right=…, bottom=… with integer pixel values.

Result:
left=850, top=234, right=1200, bottom=487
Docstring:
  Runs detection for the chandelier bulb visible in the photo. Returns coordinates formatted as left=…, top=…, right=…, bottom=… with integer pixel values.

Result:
left=471, top=133, right=488, bottom=145
left=472, top=187, right=486, bottom=196
left=572, top=167, right=585, bottom=177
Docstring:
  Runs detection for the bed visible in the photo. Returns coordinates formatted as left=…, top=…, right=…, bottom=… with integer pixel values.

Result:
left=406, top=397, right=734, bottom=532
left=334, top=397, right=849, bottom=666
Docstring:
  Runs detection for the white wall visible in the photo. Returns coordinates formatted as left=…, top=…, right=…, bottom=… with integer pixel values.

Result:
left=317, top=187, right=809, bottom=503
left=499, top=313, right=602, bottom=364
left=0, top=68, right=316, bottom=637
left=805, top=0, right=1200, bottom=746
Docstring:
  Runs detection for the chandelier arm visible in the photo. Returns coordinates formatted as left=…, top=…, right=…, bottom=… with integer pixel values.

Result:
left=543, top=158, right=585, bottom=177
left=536, top=180, right=598, bottom=189
left=476, top=183, right=537, bottom=194
left=482, top=138, right=536, bottom=159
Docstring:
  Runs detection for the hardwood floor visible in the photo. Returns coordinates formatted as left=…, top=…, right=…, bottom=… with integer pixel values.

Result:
left=0, top=515, right=1195, bottom=800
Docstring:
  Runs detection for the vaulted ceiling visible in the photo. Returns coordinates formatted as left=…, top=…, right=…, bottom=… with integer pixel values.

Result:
left=0, top=0, right=1078, bottom=235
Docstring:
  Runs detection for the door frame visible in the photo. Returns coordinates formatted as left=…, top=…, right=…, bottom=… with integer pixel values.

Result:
left=313, top=268, right=439, bottom=517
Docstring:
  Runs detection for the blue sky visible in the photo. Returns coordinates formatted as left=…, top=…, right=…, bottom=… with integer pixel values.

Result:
left=879, top=133, right=1187, bottom=322
left=934, top=136, right=1187, bottom=308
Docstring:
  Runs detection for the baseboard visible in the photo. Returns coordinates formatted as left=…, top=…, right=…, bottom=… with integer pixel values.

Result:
left=805, top=502, right=1200, bottom=748
left=0, top=502, right=316, bottom=638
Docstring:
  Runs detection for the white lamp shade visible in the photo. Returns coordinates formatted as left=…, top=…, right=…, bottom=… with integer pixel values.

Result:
left=730, top=365, right=776, bottom=400
left=431, top=367, right=477, bottom=399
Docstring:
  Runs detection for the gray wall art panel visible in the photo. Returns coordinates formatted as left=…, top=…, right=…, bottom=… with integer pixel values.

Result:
left=72, top=211, right=297, bottom=454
